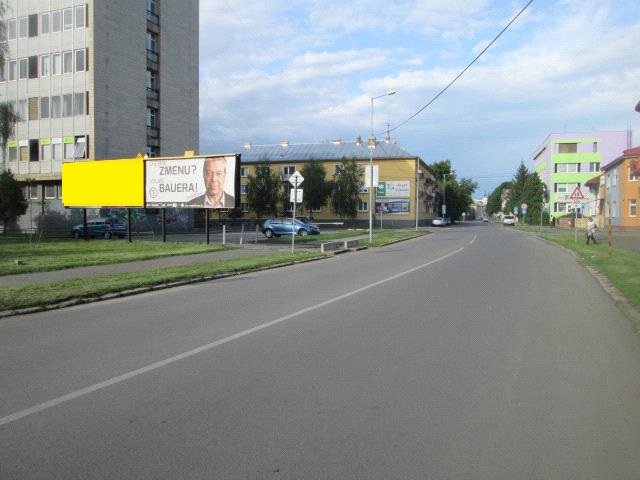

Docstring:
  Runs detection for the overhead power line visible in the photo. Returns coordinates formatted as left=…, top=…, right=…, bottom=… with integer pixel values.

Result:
left=387, top=0, right=535, bottom=135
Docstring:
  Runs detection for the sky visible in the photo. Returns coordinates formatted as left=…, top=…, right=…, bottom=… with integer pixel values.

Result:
left=198, top=0, right=640, bottom=197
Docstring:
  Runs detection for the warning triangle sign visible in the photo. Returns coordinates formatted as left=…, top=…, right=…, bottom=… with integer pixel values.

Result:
left=569, top=185, right=585, bottom=200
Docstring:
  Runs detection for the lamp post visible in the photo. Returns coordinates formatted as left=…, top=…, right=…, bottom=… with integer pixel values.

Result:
left=369, top=90, right=396, bottom=244
left=442, top=173, right=448, bottom=219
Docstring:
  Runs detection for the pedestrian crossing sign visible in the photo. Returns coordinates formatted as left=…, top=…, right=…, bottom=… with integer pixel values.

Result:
left=569, top=185, right=585, bottom=201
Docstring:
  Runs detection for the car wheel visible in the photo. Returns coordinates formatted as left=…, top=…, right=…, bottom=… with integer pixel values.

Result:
left=105, top=232, right=112, bottom=239
left=298, top=229, right=308, bottom=237
left=264, top=228, right=274, bottom=238
left=73, top=231, right=80, bottom=239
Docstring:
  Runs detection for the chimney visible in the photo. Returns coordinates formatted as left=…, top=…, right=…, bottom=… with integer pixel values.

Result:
left=332, top=138, right=341, bottom=144
left=280, top=140, right=289, bottom=147
left=368, top=136, right=376, bottom=149
left=355, top=135, right=362, bottom=146
left=243, top=142, right=252, bottom=149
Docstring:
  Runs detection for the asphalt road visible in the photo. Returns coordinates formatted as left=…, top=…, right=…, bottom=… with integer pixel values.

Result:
left=1, top=224, right=640, bottom=479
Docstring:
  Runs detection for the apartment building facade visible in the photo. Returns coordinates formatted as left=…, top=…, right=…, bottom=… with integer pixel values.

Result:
left=236, top=139, right=436, bottom=228
left=531, top=131, right=631, bottom=220
left=0, top=0, right=199, bottom=230
left=602, top=146, right=640, bottom=228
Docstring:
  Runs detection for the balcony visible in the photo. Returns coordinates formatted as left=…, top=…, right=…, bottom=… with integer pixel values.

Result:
left=146, top=88, right=159, bottom=101
left=146, top=50, right=159, bottom=69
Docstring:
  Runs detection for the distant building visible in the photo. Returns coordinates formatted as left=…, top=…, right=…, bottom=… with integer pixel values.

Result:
left=601, top=147, right=640, bottom=229
left=0, top=0, right=199, bottom=230
left=237, top=138, right=436, bottom=227
left=531, top=131, right=631, bottom=220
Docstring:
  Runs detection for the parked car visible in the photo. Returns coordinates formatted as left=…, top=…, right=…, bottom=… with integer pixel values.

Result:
left=262, top=217, right=321, bottom=238
left=71, top=218, right=127, bottom=239
left=432, top=217, right=447, bottom=227
left=482, top=216, right=489, bottom=222
left=503, top=215, right=516, bottom=226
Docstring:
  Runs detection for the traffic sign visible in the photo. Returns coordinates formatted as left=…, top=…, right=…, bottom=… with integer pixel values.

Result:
left=289, top=171, right=304, bottom=186
left=569, top=185, right=585, bottom=200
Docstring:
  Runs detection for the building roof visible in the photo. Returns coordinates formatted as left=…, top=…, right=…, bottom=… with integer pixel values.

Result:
left=601, top=146, right=640, bottom=171
left=237, top=139, right=420, bottom=164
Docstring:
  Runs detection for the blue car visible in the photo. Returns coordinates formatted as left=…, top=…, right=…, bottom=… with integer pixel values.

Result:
left=71, top=218, right=127, bottom=239
left=262, top=217, right=320, bottom=238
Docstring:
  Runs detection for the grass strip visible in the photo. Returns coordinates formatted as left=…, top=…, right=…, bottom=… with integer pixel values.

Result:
left=0, top=240, right=234, bottom=276
left=545, top=236, right=640, bottom=311
left=0, top=251, right=323, bottom=311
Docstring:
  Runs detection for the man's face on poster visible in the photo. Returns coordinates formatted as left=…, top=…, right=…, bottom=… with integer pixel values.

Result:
left=203, top=158, right=226, bottom=201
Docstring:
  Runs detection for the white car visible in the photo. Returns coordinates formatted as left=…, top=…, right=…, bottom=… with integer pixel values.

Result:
left=503, top=215, right=516, bottom=225
left=432, top=217, right=447, bottom=227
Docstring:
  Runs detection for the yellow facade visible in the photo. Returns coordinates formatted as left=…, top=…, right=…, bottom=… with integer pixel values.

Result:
left=239, top=157, right=435, bottom=225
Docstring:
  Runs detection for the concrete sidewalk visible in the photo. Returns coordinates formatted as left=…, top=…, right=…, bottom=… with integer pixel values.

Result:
left=0, top=243, right=299, bottom=287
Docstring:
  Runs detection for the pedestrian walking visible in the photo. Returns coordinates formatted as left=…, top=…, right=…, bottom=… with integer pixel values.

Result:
left=586, top=216, right=598, bottom=244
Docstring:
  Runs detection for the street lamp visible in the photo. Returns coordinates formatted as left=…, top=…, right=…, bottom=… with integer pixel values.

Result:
left=369, top=90, right=396, bottom=244
left=442, top=172, right=448, bottom=219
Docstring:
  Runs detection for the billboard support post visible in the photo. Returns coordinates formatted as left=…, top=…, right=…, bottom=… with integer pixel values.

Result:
left=83, top=209, right=88, bottom=241
left=127, top=208, right=132, bottom=243
left=205, top=210, right=210, bottom=245
left=161, top=208, right=166, bottom=243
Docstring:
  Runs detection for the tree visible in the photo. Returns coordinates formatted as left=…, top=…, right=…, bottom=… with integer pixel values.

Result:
left=246, top=158, right=281, bottom=219
left=331, top=158, right=361, bottom=220
left=300, top=159, right=332, bottom=217
left=0, top=4, right=19, bottom=150
left=486, top=181, right=512, bottom=216
left=429, top=159, right=476, bottom=221
left=505, top=162, right=545, bottom=222
left=0, top=170, right=28, bottom=232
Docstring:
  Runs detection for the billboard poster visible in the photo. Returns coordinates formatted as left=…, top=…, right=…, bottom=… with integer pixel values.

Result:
left=377, top=180, right=410, bottom=198
left=145, top=155, right=238, bottom=209
left=376, top=199, right=410, bottom=214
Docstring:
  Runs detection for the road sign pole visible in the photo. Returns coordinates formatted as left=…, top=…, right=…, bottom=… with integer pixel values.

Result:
left=291, top=176, right=297, bottom=254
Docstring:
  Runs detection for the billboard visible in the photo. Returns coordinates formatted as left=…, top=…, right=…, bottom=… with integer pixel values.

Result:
left=145, top=155, right=239, bottom=209
left=62, top=158, right=145, bottom=207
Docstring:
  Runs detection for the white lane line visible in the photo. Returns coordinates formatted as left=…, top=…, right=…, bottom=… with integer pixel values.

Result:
left=1, top=244, right=466, bottom=427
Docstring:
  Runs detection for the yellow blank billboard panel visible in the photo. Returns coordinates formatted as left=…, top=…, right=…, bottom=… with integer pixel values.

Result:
left=62, top=159, right=144, bottom=207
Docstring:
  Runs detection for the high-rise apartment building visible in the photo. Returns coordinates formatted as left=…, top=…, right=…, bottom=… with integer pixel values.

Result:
left=0, top=0, right=199, bottom=228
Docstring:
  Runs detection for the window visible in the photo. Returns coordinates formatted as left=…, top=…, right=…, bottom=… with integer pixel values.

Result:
left=57, top=184, right=63, bottom=199
left=40, top=12, right=50, bottom=34
left=282, top=165, right=295, bottom=176
left=63, top=51, right=73, bottom=73
left=40, top=97, right=49, bottom=119
left=8, top=145, right=17, bottom=161
left=18, top=17, right=28, bottom=38
left=62, top=94, right=73, bottom=117
left=28, top=14, right=38, bottom=37
left=612, top=172, right=618, bottom=187
left=146, top=31, right=157, bottom=53
left=146, top=107, right=157, bottom=127
left=51, top=96, right=61, bottom=118
left=20, top=144, right=29, bottom=162
left=40, top=143, right=51, bottom=161
left=40, top=55, right=49, bottom=77
left=558, top=143, right=577, bottom=153
left=556, top=163, right=579, bottom=173
left=629, top=166, right=638, bottom=182
left=358, top=200, right=369, bottom=212
left=555, top=203, right=567, bottom=213
left=630, top=200, right=637, bottom=217
left=52, top=53, right=61, bottom=75
left=29, top=185, right=39, bottom=199
left=240, top=184, right=248, bottom=195
left=52, top=10, right=61, bottom=33
left=19, top=58, right=28, bottom=79
left=146, top=70, right=157, bottom=90
left=589, top=162, right=600, bottom=172
left=148, top=0, right=157, bottom=14
left=555, top=183, right=570, bottom=193
left=45, top=185, right=56, bottom=199
left=18, top=99, right=27, bottom=120
left=8, top=60, right=16, bottom=81
left=29, top=139, right=39, bottom=162
left=74, top=136, right=86, bottom=158
left=0, top=67, right=5, bottom=82
left=75, top=5, right=85, bottom=28
left=74, top=92, right=85, bottom=115
left=63, top=8, right=73, bottom=30
left=51, top=139, right=62, bottom=160
left=75, top=49, right=85, bottom=72
left=240, top=166, right=249, bottom=177
left=28, top=97, right=38, bottom=121
left=28, top=55, right=38, bottom=79
left=593, top=142, right=598, bottom=153
left=64, top=140, right=74, bottom=159
left=240, top=202, right=249, bottom=213
left=7, top=19, right=16, bottom=40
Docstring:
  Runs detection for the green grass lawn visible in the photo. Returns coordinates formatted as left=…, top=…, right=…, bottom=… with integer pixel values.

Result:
left=545, top=236, right=640, bottom=312
left=0, top=239, right=235, bottom=276
left=0, top=251, right=324, bottom=311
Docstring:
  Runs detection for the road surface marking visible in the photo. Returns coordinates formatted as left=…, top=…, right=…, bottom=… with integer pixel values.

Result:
left=1, top=244, right=466, bottom=427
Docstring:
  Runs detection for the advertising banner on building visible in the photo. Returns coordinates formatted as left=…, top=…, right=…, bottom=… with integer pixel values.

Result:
left=145, top=155, right=238, bottom=209
left=377, top=180, right=410, bottom=198
left=376, top=199, right=410, bottom=214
